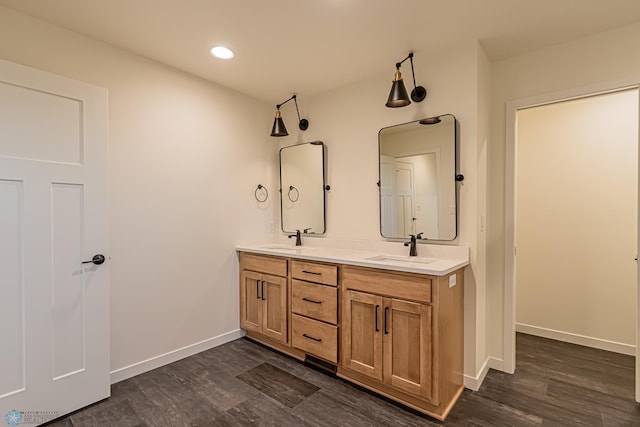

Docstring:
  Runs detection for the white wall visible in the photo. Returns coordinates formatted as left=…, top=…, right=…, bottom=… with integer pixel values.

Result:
left=488, top=22, right=640, bottom=361
left=0, top=6, right=277, bottom=375
left=516, top=90, right=637, bottom=352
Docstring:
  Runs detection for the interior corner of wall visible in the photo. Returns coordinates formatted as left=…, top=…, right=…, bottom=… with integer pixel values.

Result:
left=464, top=356, right=504, bottom=391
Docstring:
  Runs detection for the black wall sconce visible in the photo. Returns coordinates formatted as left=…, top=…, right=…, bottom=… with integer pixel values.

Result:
left=385, top=52, right=427, bottom=108
left=270, top=94, right=309, bottom=137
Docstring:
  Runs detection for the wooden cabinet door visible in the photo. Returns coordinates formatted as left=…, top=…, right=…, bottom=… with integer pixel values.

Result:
left=240, top=270, right=262, bottom=333
left=342, top=290, right=383, bottom=380
left=262, top=274, right=288, bottom=343
left=383, top=298, right=433, bottom=401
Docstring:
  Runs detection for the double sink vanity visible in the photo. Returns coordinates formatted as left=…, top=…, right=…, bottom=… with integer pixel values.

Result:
left=236, top=242, right=468, bottom=420
left=238, top=113, right=467, bottom=420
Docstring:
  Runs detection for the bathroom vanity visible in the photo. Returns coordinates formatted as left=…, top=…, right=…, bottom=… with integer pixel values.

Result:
left=237, top=244, right=467, bottom=421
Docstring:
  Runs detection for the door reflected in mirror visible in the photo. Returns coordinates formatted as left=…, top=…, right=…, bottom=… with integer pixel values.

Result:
left=280, top=141, right=326, bottom=234
left=378, top=114, right=458, bottom=241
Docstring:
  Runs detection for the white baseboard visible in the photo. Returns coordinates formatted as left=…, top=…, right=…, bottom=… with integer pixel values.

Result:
left=516, top=323, right=635, bottom=356
left=487, top=357, right=504, bottom=372
left=110, top=329, right=245, bottom=384
left=464, top=357, right=503, bottom=391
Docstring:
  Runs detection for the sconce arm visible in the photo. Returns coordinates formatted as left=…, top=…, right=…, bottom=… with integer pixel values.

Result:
left=275, top=94, right=308, bottom=131
left=276, top=94, right=296, bottom=110
left=395, top=53, right=419, bottom=91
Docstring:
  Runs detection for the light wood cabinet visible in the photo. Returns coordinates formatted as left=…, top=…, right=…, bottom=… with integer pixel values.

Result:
left=339, top=266, right=463, bottom=421
left=240, top=270, right=262, bottom=333
left=239, top=253, right=288, bottom=344
left=238, top=250, right=464, bottom=421
left=383, top=298, right=433, bottom=400
left=291, top=260, right=338, bottom=286
left=291, top=279, right=337, bottom=324
left=342, top=290, right=433, bottom=400
left=291, top=314, right=338, bottom=363
left=290, top=260, right=339, bottom=363
left=342, top=290, right=382, bottom=379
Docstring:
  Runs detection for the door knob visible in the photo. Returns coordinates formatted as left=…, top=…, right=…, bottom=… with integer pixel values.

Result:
left=82, top=254, right=105, bottom=265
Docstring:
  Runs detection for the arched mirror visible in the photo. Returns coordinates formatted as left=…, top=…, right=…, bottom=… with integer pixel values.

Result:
left=378, top=114, right=459, bottom=241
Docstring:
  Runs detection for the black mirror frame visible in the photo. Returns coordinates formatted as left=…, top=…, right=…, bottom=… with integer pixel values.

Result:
left=279, top=141, right=328, bottom=235
left=377, top=114, right=460, bottom=242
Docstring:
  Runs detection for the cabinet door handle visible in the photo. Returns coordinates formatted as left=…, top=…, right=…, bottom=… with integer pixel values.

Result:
left=375, top=305, right=380, bottom=332
left=301, top=270, right=321, bottom=275
left=256, top=280, right=261, bottom=300
left=302, top=333, right=322, bottom=342
left=302, top=297, right=322, bottom=304
left=384, top=306, right=389, bottom=335
left=261, top=281, right=265, bottom=300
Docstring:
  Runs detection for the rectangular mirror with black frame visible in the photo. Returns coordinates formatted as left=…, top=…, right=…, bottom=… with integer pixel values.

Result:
left=378, top=114, right=459, bottom=241
left=279, top=141, right=327, bottom=235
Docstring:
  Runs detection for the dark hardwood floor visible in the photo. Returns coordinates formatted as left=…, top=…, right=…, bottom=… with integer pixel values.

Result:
left=45, top=333, right=640, bottom=426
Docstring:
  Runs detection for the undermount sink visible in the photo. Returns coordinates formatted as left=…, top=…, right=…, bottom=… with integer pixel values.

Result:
left=258, top=244, right=305, bottom=251
left=366, top=255, right=435, bottom=265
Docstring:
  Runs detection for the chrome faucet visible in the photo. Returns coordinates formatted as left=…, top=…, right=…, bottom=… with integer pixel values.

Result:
left=404, top=233, right=424, bottom=256
left=288, top=230, right=302, bottom=246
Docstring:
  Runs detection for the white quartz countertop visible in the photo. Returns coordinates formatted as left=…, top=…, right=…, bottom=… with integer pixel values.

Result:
left=236, top=242, right=469, bottom=276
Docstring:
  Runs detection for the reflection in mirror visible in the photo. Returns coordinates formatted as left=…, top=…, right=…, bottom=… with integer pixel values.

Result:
left=379, top=114, right=458, bottom=241
left=280, top=141, right=326, bottom=234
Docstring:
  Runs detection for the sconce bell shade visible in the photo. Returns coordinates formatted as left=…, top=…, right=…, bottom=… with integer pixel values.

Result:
left=270, top=110, right=289, bottom=137
left=385, top=52, right=427, bottom=108
left=386, top=70, right=411, bottom=108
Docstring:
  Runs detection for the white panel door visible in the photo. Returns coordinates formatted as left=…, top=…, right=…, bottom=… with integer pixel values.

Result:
left=0, top=59, right=109, bottom=426
left=395, top=161, right=415, bottom=237
left=380, top=155, right=396, bottom=236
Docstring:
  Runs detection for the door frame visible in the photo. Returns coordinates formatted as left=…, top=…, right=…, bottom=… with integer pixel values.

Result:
left=503, top=78, right=640, bottom=401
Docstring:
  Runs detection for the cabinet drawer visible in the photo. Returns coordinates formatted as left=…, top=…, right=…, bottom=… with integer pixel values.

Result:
left=291, top=260, right=337, bottom=286
left=291, top=279, right=338, bottom=324
left=342, top=266, right=431, bottom=303
left=240, top=252, right=287, bottom=277
left=292, top=314, right=338, bottom=363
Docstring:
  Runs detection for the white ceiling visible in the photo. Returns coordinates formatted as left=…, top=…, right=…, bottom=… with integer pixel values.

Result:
left=2, top=0, right=640, bottom=104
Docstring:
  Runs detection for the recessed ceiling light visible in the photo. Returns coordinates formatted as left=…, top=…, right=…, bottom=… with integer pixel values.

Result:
left=210, top=46, right=234, bottom=59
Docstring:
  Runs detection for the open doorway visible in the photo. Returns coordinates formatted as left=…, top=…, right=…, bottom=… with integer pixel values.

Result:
left=516, top=89, right=638, bottom=353
left=504, top=84, right=640, bottom=401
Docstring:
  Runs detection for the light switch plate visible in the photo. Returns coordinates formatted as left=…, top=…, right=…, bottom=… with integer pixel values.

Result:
left=449, top=274, right=456, bottom=288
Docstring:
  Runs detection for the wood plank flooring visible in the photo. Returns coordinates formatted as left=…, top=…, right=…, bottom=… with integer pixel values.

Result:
left=45, top=333, right=639, bottom=426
